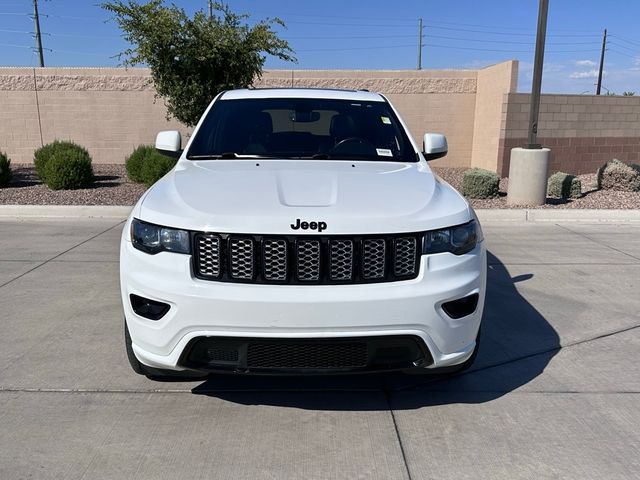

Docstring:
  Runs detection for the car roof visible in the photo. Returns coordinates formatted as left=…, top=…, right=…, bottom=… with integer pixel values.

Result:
left=220, top=88, right=385, bottom=102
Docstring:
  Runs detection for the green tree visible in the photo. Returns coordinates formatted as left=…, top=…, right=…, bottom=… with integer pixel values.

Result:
left=102, top=1, right=295, bottom=126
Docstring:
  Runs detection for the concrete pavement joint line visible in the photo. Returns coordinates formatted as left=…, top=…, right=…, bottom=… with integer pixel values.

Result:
left=443, top=322, right=640, bottom=384
left=0, top=220, right=125, bottom=290
left=1, top=325, right=638, bottom=396
left=383, top=389, right=413, bottom=480
left=555, top=223, right=640, bottom=262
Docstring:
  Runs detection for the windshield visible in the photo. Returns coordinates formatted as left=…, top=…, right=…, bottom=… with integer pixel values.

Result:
left=186, top=97, right=417, bottom=162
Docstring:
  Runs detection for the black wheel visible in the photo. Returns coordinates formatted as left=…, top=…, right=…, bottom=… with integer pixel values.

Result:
left=124, top=320, right=207, bottom=380
left=403, top=327, right=481, bottom=376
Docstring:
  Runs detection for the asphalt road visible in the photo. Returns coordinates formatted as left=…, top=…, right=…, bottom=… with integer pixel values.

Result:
left=0, top=218, right=639, bottom=479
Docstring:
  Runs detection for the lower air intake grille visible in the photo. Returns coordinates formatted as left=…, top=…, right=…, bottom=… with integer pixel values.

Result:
left=193, top=233, right=421, bottom=285
left=247, top=342, right=368, bottom=369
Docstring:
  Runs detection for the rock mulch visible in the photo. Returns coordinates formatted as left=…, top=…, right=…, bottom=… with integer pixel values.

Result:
left=0, top=164, right=146, bottom=206
left=433, top=168, right=640, bottom=209
left=1, top=164, right=638, bottom=209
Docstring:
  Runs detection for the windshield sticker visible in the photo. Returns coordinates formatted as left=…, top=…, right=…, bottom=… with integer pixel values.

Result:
left=376, top=148, right=393, bottom=157
left=381, top=116, right=391, bottom=124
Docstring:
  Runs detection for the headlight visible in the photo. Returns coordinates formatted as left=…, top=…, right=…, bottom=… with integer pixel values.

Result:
left=423, top=220, right=478, bottom=255
left=131, top=218, right=190, bottom=254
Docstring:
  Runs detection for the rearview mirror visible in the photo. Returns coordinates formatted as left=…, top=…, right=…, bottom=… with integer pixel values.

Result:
left=155, top=130, right=182, bottom=157
left=423, top=133, right=448, bottom=161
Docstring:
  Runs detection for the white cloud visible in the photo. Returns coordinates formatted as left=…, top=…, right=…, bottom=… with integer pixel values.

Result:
left=575, top=60, right=597, bottom=67
left=569, top=69, right=601, bottom=79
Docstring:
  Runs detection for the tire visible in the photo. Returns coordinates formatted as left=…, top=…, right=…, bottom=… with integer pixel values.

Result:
left=124, top=320, right=207, bottom=380
left=403, top=327, right=481, bottom=376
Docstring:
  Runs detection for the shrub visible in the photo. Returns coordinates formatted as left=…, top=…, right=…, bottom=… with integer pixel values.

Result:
left=462, top=168, right=500, bottom=199
left=34, top=141, right=91, bottom=183
left=126, top=145, right=156, bottom=183
left=596, top=158, right=640, bottom=192
left=43, top=148, right=94, bottom=190
left=0, top=151, right=12, bottom=187
left=140, top=154, right=177, bottom=187
left=547, top=172, right=582, bottom=199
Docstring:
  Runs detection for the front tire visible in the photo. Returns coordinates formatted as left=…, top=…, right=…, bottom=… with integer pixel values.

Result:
left=124, top=320, right=207, bottom=380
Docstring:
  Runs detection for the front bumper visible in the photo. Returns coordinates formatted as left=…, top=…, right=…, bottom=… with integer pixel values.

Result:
left=120, top=236, right=486, bottom=373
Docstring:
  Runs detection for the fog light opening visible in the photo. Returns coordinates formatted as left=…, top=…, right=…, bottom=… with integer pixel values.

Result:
left=130, top=294, right=170, bottom=320
left=442, top=293, right=479, bottom=319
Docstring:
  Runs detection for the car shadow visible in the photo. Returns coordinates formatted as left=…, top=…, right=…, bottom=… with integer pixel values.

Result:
left=190, top=250, right=560, bottom=410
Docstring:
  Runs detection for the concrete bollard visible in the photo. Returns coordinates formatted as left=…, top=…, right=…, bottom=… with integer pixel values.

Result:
left=507, top=147, right=550, bottom=206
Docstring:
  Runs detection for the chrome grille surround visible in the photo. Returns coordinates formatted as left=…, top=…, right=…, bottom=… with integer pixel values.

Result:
left=362, top=239, right=386, bottom=279
left=229, top=238, right=254, bottom=279
left=192, top=232, right=421, bottom=285
left=329, top=239, right=354, bottom=281
left=394, top=237, right=418, bottom=277
left=262, top=239, right=288, bottom=281
left=194, top=234, right=221, bottom=278
left=296, top=239, right=321, bottom=281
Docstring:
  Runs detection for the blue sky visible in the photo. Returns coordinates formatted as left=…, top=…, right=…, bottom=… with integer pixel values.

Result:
left=1, top=0, right=639, bottom=94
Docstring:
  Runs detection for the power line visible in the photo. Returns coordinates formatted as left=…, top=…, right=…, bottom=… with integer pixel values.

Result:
left=298, top=43, right=600, bottom=54
left=608, top=34, right=640, bottom=47
left=607, top=49, right=639, bottom=59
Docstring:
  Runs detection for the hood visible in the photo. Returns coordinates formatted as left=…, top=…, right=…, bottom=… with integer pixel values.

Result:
left=139, top=159, right=471, bottom=234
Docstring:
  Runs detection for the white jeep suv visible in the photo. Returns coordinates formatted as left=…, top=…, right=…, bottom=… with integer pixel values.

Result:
left=120, top=88, right=486, bottom=378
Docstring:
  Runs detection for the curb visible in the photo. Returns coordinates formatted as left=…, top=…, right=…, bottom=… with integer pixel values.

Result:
left=0, top=205, right=132, bottom=218
left=0, top=205, right=639, bottom=223
left=476, top=209, right=640, bottom=223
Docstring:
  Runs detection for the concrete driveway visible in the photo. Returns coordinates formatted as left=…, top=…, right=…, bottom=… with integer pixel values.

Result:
left=0, top=217, right=639, bottom=479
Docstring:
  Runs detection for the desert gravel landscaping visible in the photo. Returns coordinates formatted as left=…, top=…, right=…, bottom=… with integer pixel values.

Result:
left=1, top=164, right=639, bottom=209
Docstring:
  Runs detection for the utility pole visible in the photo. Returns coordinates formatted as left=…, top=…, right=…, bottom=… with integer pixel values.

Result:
left=32, top=0, right=45, bottom=67
left=507, top=0, right=550, bottom=206
left=596, top=29, right=607, bottom=95
left=526, top=0, right=549, bottom=149
left=417, top=17, right=423, bottom=70
left=208, top=0, right=213, bottom=19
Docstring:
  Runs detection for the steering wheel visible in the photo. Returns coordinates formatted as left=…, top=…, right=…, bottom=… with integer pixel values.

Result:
left=331, top=137, right=371, bottom=152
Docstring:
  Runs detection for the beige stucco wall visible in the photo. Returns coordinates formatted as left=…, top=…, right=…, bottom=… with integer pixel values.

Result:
left=499, top=93, right=640, bottom=175
left=0, top=63, right=517, bottom=167
left=0, top=67, right=188, bottom=164
left=471, top=61, right=519, bottom=171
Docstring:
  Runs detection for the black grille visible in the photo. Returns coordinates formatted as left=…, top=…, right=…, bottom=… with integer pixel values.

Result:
left=193, top=233, right=421, bottom=285
left=180, top=335, right=433, bottom=373
left=248, top=342, right=367, bottom=369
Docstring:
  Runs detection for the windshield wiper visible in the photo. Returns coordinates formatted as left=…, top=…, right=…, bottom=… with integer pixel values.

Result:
left=188, top=152, right=283, bottom=160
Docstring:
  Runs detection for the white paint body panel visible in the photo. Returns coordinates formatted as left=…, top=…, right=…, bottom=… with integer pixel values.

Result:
left=120, top=88, right=486, bottom=373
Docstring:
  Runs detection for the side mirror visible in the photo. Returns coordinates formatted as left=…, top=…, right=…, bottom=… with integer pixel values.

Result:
left=155, top=130, right=182, bottom=158
left=423, top=133, right=448, bottom=161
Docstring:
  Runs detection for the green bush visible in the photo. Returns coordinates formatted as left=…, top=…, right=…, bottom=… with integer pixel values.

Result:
left=43, top=148, right=94, bottom=190
left=140, top=154, right=177, bottom=187
left=126, top=145, right=156, bottom=183
left=547, top=172, right=582, bottom=199
left=596, top=158, right=640, bottom=192
left=0, top=151, right=12, bottom=187
left=462, top=168, right=500, bottom=199
left=34, top=141, right=91, bottom=183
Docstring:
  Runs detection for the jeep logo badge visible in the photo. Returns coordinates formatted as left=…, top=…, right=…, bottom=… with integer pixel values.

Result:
left=291, top=218, right=327, bottom=233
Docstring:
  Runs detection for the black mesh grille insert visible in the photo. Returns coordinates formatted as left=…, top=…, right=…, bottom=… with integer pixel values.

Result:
left=247, top=342, right=367, bottom=369
left=193, top=233, right=421, bottom=285
left=181, top=335, right=433, bottom=372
